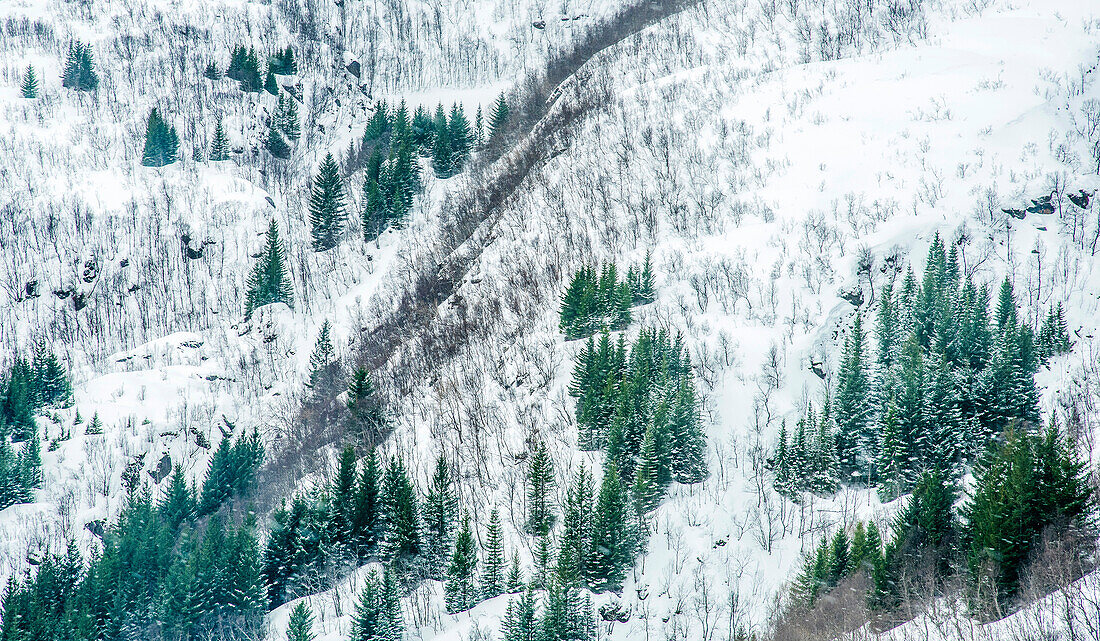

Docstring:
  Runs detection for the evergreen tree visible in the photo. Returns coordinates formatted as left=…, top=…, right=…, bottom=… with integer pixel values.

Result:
left=473, top=104, right=484, bottom=148
left=286, top=601, right=315, bottom=641
left=587, top=462, right=636, bottom=592
left=382, top=457, right=422, bottom=574
left=423, top=455, right=457, bottom=580
left=210, top=118, right=230, bottom=161
left=20, top=65, right=38, bottom=99
left=348, top=367, right=385, bottom=439
left=444, top=517, right=479, bottom=613
left=489, top=93, right=509, bottom=141
left=834, top=315, right=870, bottom=478
left=447, top=103, right=471, bottom=172
left=501, top=585, right=538, bottom=641
left=668, top=377, right=706, bottom=484
left=62, top=41, right=98, bottom=91
left=431, top=103, right=453, bottom=178
left=204, top=61, right=220, bottom=80
left=267, top=117, right=291, bottom=159
left=309, top=153, right=347, bottom=251
left=354, top=449, right=384, bottom=555
left=265, top=68, right=279, bottom=95
left=245, top=219, right=293, bottom=316
left=141, top=107, right=180, bottom=167
left=632, top=422, right=664, bottom=513
left=481, top=507, right=506, bottom=599
left=307, top=320, right=341, bottom=396
left=330, top=444, right=360, bottom=561
left=526, top=440, right=555, bottom=535
left=158, top=465, right=194, bottom=531
left=507, top=550, right=524, bottom=593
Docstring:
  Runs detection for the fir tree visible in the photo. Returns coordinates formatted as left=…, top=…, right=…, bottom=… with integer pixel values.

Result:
left=265, top=68, right=279, bottom=95
left=354, top=449, right=384, bottom=555
left=481, top=507, right=506, bottom=599
left=307, top=320, right=341, bottom=395
left=447, top=103, right=471, bottom=172
left=20, top=65, right=38, bottom=99
left=587, top=462, right=636, bottom=592
left=141, top=108, right=180, bottom=167
left=506, top=550, right=524, bottom=593
left=347, top=367, right=385, bottom=439
left=286, top=601, right=315, bottom=641
left=266, top=118, right=291, bottom=159
left=85, top=411, right=103, bottom=435
left=382, top=457, right=422, bottom=574
left=330, top=444, right=360, bottom=561
left=526, top=441, right=555, bottom=535
left=431, top=102, right=453, bottom=178
left=309, top=153, right=347, bottom=251
left=444, top=516, right=478, bottom=613
left=489, top=93, right=509, bottom=141
left=158, top=465, right=194, bottom=531
left=245, top=220, right=293, bottom=316
left=668, top=377, right=707, bottom=484
left=423, top=455, right=457, bottom=580
left=204, top=61, right=220, bottom=80
left=62, top=41, right=98, bottom=91
left=835, top=315, right=870, bottom=478
left=501, top=585, right=538, bottom=641
left=210, top=118, right=230, bottom=161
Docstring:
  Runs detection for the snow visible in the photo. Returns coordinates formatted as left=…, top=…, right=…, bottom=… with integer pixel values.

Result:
left=3, top=0, right=1100, bottom=639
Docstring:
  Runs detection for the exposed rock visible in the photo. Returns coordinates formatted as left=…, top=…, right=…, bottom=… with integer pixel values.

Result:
left=149, top=453, right=172, bottom=484
left=346, top=60, right=361, bottom=78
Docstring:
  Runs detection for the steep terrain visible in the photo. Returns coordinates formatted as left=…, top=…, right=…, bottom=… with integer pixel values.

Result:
left=3, top=0, right=1100, bottom=640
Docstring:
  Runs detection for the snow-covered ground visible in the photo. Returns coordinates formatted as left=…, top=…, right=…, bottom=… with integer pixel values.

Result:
left=4, top=0, right=1100, bottom=639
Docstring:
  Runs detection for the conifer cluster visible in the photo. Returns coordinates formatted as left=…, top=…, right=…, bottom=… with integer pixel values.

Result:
left=0, top=433, right=266, bottom=640
left=226, top=45, right=263, bottom=92
left=61, top=41, right=98, bottom=91
left=771, top=234, right=1064, bottom=499
left=245, top=220, right=294, bottom=316
left=358, top=102, right=422, bottom=242
left=560, top=256, right=655, bottom=340
left=2, top=345, right=73, bottom=441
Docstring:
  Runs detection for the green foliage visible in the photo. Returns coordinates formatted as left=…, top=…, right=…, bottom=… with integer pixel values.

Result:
left=264, top=68, right=279, bottom=95
left=481, top=508, right=506, bottom=599
left=792, top=522, right=883, bottom=609
left=347, top=367, right=385, bottom=438
left=209, top=117, right=230, bottom=161
left=570, top=327, right=704, bottom=489
left=307, top=320, right=341, bottom=396
left=360, top=101, right=421, bottom=240
left=20, top=65, right=37, bottom=99
left=61, top=41, right=98, bottom=91
left=423, top=455, right=457, bottom=580
left=382, top=457, right=422, bottom=573
left=0, top=428, right=42, bottom=509
left=198, top=429, right=264, bottom=515
left=444, top=517, right=478, bottom=613
left=286, top=601, right=315, bottom=641
left=0, top=472, right=265, bottom=639
left=269, top=46, right=298, bottom=75
left=489, top=93, right=509, bottom=141
left=351, top=568, right=404, bottom=641
left=964, top=421, right=1095, bottom=609
left=309, top=153, right=347, bottom=251
left=559, top=262, right=649, bottom=340
left=2, top=348, right=72, bottom=442
left=769, top=403, right=839, bottom=499
left=227, top=45, right=263, bottom=92
left=245, top=219, right=293, bottom=316
left=586, top=463, right=637, bottom=592
left=773, top=235, right=1048, bottom=498
left=525, top=440, right=555, bottom=535
left=141, top=107, right=180, bottom=167
left=501, top=585, right=538, bottom=641
left=203, top=61, right=220, bottom=80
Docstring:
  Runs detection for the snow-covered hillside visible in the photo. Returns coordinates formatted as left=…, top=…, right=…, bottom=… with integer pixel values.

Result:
left=3, top=0, right=1100, bottom=640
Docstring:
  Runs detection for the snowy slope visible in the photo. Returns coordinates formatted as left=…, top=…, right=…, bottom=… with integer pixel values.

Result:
left=3, top=0, right=1100, bottom=640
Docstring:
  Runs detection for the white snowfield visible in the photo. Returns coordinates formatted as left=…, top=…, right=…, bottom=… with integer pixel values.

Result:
left=2, top=0, right=1100, bottom=640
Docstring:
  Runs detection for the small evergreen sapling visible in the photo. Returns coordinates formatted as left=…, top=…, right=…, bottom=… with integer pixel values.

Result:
left=21, top=65, right=38, bottom=99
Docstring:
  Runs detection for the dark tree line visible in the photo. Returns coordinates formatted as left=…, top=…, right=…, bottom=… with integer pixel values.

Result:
left=770, top=234, right=1073, bottom=500
left=788, top=418, right=1095, bottom=623
left=0, top=431, right=266, bottom=641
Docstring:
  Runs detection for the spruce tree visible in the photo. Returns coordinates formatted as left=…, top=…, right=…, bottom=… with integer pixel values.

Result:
left=447, top=103, right=471, bottom=171
left=507, top=551, right=524, bottom=593
left=481, top=507, right=505, bottom=599
left=265, top=68, right=279, bottom=95
left=489, top=93, right=509, bottom=141
left=587, top=462, right=635, bottom=592
left=210, top=118, right=230, bottom=161
left=62, top=41, right=98, bottom=91
left=423, top=455, right=457, bottom=580
left=382, top=457, right=422, bottom=573
left=834, top=314, right=870, bottom=478
left=204, top=61, right=220, bottom=80
left=286, top=601, right=315, bottom=641
left=668, top=377, right=706, bottom=484
left=502, top=585, right=538, bottom=641
left=158, top=465, right=194, bottom=531
left=354, top=449, right=384, bottom=555
left=308, top=153, right=346, bottom=251
left=21, top=65, right=38, bottom=99
left=245, top=220, right=293, bottom=316
left=525, top=441, right=554, bottom=535
left=444, top=517, right=478, bottom=613
left=141, top=108, right=180, bottom=167
left=348, top=367, right=385, bottom=438
left=431, top=103, right=452, bottom=178
left=307, top=320, right=341, bottom=395
left=330, top=444, right=359, bottom=561
left=266, top=118, right=291, bottom=159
